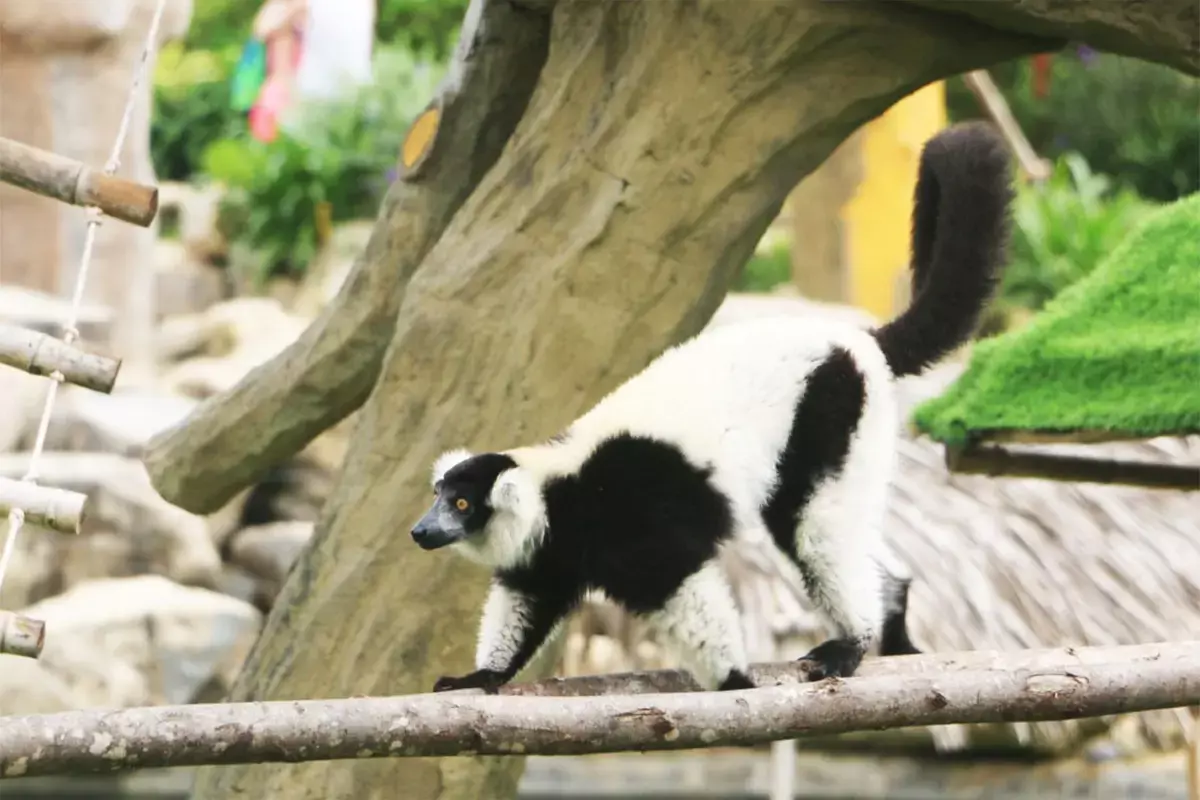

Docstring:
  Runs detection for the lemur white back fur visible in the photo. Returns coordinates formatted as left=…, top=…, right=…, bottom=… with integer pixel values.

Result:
left=434, top=316, right=897, bottom=577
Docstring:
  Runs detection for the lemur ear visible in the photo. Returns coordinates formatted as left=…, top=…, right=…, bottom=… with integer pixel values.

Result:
left=432, top=448, right=473, bottom=486
left=491, top=469, right=529, bottom=512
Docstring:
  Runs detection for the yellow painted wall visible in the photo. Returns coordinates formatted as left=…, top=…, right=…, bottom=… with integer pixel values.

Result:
left=842, top=81, right=947, bottom=319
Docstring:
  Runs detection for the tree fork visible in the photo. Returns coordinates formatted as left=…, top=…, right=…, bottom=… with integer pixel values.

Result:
left=140, top=0, right=1198, bottom=518
left=141, top=0, right=555, bottom=514
left=3, top=642, right=1198, bottom=779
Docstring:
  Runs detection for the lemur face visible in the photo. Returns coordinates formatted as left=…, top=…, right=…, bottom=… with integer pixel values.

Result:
left=412, top=452, right=518, bottom=551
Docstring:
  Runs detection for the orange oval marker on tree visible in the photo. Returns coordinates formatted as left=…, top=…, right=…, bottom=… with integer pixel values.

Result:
left=399, top=101, right=443, bottom=180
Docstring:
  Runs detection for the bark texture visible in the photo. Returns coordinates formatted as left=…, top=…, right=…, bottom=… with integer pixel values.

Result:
left=189, top=3, right=1050, bottom=799
left=909, top=0, right=1200, bottom=75
left=4, top=642, right=1198, bottom=779
left=142, top=0, right=553, bottom=514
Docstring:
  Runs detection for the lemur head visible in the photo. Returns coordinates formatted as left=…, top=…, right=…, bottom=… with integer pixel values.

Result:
left=412, top=448, right=547, bottom=568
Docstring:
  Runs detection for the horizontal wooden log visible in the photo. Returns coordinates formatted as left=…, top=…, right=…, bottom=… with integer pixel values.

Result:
left=0, top=136, right=159, bottom=227
left=0, top=611, right=44, bottom=659
left=0, top=324, right=121, bottom=394
left=0, top=476, right=88, bottom=535
left=0, top=641, right=1196, bottom=779
left=946, top=443, right=1200, bottom=491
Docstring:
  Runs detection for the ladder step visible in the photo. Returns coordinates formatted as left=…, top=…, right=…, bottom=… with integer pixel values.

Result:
left=0, top=476, right=88, bottom=535
left=0, top=136, right=159, bottom=228
left=0, top=611, right=45, bottom=659
left=0, top=323, right=121, bottom=394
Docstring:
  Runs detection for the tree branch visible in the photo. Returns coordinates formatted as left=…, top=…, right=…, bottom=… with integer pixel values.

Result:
left=906, top=0, right=1199, bottom=75
left=140, top=0, right=554, bottom=514
left=2, top=642, right=1197, bottom=779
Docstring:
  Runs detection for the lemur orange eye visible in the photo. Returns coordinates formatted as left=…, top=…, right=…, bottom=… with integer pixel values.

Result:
left=455, top=498, right=470, bottom=512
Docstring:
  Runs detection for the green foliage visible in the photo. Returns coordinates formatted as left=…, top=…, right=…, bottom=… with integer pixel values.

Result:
left=947, top=50, right=1200, bottom=202
left=201, top=47, right=444, bottom=283
left=152, top=0, right=466, bottom=181
left=912, top=191, right=1200, bottom=445
left=152, top=42, right=246, bottom=181
left=377, top=0, right=469, bottom=59
left=999, top=153, right=1156, bottom=312
left=735, top=228, right=792, bottom=293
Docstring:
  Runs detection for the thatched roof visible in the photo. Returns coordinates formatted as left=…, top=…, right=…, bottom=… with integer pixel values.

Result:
left=560, top=293, right=1200, bottom=757
left=913, top=192, right=1200, bottom=445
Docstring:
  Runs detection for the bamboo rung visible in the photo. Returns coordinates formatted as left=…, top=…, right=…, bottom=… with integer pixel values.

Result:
left=0, top=136, right=159, bottom=228
left=0, top=323, right=121, bottom=394
left=0, top=611, right=44, bottom=659
left=0, top=476, right=88, bottom=535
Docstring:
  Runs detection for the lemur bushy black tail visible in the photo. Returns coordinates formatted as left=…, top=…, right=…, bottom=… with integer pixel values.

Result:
left=872, top=121, right=1014, bottom=378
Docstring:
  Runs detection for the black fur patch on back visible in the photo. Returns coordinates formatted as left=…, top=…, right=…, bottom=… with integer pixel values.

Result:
left=760, top=347, right=866, bottom=560
left=500, top=433, right=734, bottom=615
left=440, top=452, right=518, bottom=534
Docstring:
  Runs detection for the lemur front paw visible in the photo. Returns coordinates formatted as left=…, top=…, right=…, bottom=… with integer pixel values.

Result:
left=798, top=638, right=865, bottom=682
left=432, top=669, right=507, bottom=694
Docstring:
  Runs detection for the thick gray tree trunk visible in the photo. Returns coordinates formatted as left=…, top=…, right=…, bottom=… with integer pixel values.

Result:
left=169, top=1, right=1198, bottom=799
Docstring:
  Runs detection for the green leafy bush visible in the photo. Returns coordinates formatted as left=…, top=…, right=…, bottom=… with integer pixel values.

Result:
left=201, top=47, right=444, bottom=283
left=152, top=43, right=246, bottom=182
left=998, top=153, right=1157, bottom=312
left=947, top=49, right=1199, bottom=202
left=734, top=228, right=792, bottom=293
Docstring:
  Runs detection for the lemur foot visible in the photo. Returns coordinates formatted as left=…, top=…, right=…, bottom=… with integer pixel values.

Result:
left=798, top=637, right=865, bottom=681
left=717, top=669, right=756, bottom=691
left=432, top=669, right=508, bottom=694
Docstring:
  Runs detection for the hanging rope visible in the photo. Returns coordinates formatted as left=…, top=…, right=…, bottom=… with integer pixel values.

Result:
left=0, top=0, right=170, bottom=602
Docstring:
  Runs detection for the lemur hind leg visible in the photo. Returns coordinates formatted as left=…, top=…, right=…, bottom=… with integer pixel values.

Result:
left=642, top=561, right=754, bottom=691
left=879, top=572, right=922, bottom=656
left=793, top=536, right=885, bottom=681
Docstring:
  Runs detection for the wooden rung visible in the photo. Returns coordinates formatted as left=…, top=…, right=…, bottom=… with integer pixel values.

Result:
left=0, top=476, right=88, bottom=534
left=0, top=323, right=121, bottom=394
left=0, top=136, right=159, bottom=228
left=0, top=611, right=44, bottom=659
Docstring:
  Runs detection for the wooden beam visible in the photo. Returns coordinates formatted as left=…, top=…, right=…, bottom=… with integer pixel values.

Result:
left=946, top=442, right=1199, bottom=491
left=962, top=69, right=1051, bottom=182
left=1, top=641, right=1197, bottom=779
left=0, top=611, right=44, bottom=659
left=0, top=136, right=159, bottom=228
left=0, top=477, right=88, bottom=535
left=0, top=324, right=122, bottom=394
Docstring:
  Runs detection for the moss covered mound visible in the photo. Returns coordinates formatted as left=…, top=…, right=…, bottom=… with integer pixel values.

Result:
left=912, top=192, right=1200, bottom=445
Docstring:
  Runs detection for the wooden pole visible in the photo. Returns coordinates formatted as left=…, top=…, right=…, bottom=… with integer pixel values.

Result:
left=0, top=324, right=122, bottom=394
left=962, top=69, right=1051, bottom=183
left=1, top=640, right=1197, bottom=779
left=0, top=611, right=45, bottom=659
left=946, top=443, right=1200, bottom=491
left=0, top=477, right=88, bottom=535
left=0, top=136, right=159, bottom=228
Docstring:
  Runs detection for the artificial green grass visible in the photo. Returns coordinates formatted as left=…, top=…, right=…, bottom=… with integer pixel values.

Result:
left=912, top=191, right=1200, bottom=445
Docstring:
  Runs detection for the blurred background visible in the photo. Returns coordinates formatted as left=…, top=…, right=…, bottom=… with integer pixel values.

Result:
left=0, top=0, right=1197, bottom=798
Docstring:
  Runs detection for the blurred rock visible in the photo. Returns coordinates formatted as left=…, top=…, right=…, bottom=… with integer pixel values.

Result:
left=155, top=240, right=226, bottom=319
left=0, top=368, right=47, bottom=453
left=0, top=453, right=223, bottom=605
left=25, top=575, right=262, bottom=706
left=0, top=285, right=113, bottom=340
left=159, top=297, right=311, bottom=398
left=159, top=181, right=227, bottom=265
left=291, top=220, right=373, bottom=317
left=228, top=520, right=314, bottom=588
left=43, top=385, right=198, bottom=455
left=0, top=653, right=84, bottom=715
